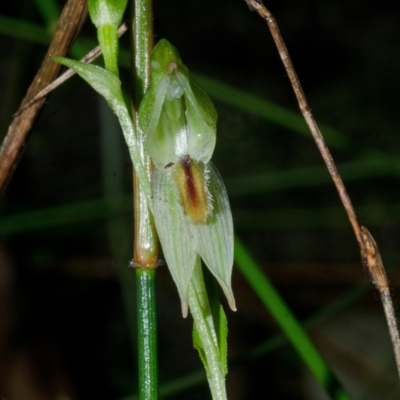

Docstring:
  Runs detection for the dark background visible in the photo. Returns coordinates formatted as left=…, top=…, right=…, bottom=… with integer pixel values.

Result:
left=1, top=0, right=400, bottom=399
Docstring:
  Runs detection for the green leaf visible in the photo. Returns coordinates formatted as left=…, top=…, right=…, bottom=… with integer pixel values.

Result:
left=202, top=266, right=228, bottom=376
left=193, top=321, right=210, bottom=376
left=0, top=15, right=51, bottom=45
left=217, top=306, right=228, bottom=376
left=192, top=303, right=227, bottom=377
left=234, top=236, right=352, bottom=399
left=33, top=0, right=60, bottom=33
left=51, top=57, right=124, bottom=104
left=193, top=266, right=228, bottom=377
left=189, top=260, right=228, bottom=399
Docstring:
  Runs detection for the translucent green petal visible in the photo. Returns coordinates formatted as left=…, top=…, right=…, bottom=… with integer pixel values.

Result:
left=176, top=72, right=217, bottom=164
left=140, top=39, right=217, bottom=168
left=152, top=168, right=197, bottom=317
left=143, top=77, right=188, bottom=169
left=140, top=76, right=169, bottom=140
left=196, top=163, right=235, bottom=311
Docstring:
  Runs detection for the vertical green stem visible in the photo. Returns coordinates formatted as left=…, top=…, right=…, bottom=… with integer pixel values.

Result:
left=136, top=268, right=158, bottom=400
left=131, top=0, right=157, bottom=267
left=131, top=0, right=158, bottom=398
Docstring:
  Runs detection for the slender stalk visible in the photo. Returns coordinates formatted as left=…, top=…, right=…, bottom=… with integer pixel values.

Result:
left=131, top=0, right=157, bottom=268
left=244, top=0, right=362, bottom=245
left=244, top=0, right=400, bottom=381
left=131, top=0, right=158, bottom=398
left=136, top=269, right=158, bottom=400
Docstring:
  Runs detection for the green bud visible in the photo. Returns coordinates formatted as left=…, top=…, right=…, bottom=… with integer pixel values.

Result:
left=139, top=39, right=217, bottom=170
left=88, top=0, right=127, bottom=27
left=88, top=0, right=127, bottom=76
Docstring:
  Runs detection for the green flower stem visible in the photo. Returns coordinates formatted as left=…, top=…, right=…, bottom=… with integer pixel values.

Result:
left=97, top=23, right=119, bottom=75
left=131, top=0, right=158, bottom=267
left=188, top=260, right=227, bottom=400
left=88, top=0, right=127, bottom=76
left=131, top=0, right=159, bottom=399
left=136, top=268, right=158, bottom=400
left=132, top=0, right=153, bottom=103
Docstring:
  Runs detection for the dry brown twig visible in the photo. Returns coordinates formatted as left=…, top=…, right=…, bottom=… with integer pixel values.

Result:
left=0, top=11, right=128, bottom=197
left=0, top=0, right=88, bottom=196
left=244, top=0, right=400, bottom=377
left=361, top=227, right=400, bottom=377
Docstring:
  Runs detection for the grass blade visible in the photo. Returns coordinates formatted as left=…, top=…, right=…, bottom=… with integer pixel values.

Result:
left=234, top=235, right=353, bottom=400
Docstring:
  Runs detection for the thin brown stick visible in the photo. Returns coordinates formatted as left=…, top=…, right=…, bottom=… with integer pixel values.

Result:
left=360, top=227, right=400, bottom=377
left=0, top=0, right=88, bottom=196
left=244, top=0, right=362, bottom=245
left=14, top=22, right=129, bottom=118
left=244, top=0, right=400, bottom=378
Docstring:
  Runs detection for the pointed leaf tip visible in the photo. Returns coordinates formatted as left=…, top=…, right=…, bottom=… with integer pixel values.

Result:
left=51, top=57, right=124, bottom=107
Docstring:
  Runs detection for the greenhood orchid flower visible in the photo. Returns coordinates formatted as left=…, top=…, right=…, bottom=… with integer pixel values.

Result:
left=139, top=39, right=236, bottom=317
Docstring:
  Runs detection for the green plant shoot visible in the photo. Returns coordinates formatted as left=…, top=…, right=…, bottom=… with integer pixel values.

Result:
left=51, top=4, right=233, bottom=397
left=53, top=35, right=235, bottom=318
left=88, top=0, right=127, bottom=75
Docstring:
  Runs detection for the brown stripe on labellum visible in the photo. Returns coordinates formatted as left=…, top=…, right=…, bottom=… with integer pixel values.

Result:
left=173, top=155, right=209, bottom=224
